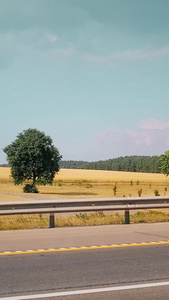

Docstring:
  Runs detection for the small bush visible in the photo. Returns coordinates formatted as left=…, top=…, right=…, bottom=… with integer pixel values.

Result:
left=154, top=190, right=160, bottom=196
left=23, top=184, right=39, bottom=193
left=138, top=189, right=142, bottom=197
left=95, top=211, right=105, bottom=218
left=75, top=213, right=88, bottom=219
left=113, top=185, right=117, bottom=196
left=86, top=184, right=93, bottom=188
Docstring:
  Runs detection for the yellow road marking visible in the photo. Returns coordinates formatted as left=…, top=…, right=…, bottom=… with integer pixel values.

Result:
left=0, top=241, right=169, bottom=256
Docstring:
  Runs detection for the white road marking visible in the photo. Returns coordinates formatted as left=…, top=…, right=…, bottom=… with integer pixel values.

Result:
left=1, top=281, right=169, bottom=299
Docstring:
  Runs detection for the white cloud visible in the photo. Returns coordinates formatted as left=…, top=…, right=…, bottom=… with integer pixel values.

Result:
left=46, top=33, right=58, bottom=42
left=139, top=119, right=169, bottom=130
left=0, top=29, right=75, bottom=67
left=93, top=119, right=169, bottom=159
left=40, top=47, right=75, bottom=60
left=85, top=47, right=169, bottom=64
left=1, top=25, right=169, bottom=68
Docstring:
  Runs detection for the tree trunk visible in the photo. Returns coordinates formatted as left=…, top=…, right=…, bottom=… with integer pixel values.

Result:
left=33, top=171, right=36, bottom=185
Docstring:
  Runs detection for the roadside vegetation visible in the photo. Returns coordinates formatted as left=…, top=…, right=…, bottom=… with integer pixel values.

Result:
left=1, top=210, right=169, bottom=230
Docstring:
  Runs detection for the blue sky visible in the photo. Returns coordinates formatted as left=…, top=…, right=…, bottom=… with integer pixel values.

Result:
left=1, top=0, right=169, bottom=163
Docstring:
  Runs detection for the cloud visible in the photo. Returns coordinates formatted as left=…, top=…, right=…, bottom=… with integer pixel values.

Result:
left=85, top=47, right=169, bottom=64
left=46, top=33, right=58, bottom=42
left=139, top=119, right=169, bottom=130
left=0, top=29, right=75, bottom=68
left=1, top=23, right=169, bottom=69
left=94, top=119, right=169, bottom=159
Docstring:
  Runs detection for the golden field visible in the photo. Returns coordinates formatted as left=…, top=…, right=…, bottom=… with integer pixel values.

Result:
left=55, top=168, right=169, bottom=184
left=1, top=167, right=169, bottom=184
left=0, top=167, right=169, bottom=202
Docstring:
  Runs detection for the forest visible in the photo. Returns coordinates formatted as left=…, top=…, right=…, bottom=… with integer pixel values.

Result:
left=60, top=155, right=161, bottom=173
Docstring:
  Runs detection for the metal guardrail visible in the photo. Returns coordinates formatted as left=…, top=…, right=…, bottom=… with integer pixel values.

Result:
left=1, top=196, right=169, bottom=227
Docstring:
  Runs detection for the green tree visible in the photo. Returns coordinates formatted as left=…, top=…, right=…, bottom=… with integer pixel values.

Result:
left=159, top=151, right=169, bottom=176
left=3, top=129, right=62, bottom=192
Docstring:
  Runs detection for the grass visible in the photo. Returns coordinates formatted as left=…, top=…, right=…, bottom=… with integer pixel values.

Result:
left=1, top=210, right=169, bottom=230
left=0, top=215, right=48, bottom=230
left=1, top=167, right=169, bottom=230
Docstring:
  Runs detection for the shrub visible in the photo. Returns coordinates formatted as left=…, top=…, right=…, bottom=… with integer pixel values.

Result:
left=86, top=184, right=93, bottom=188
left=154, top=190, right=160, bottom=196
left=23, top=184, right=39, bottom=193
left=75, top=213, right=88, bottom=219
left=138, top=189, right=142, bottom=197
left=113, top=185, right=117, bottom=196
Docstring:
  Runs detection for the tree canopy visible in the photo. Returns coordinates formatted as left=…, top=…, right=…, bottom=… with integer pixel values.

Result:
left=60, top=155, right=161, bottom=173
left=4, top=129, right=62, bottom=191
left=159, top=151, right=169, bottom=176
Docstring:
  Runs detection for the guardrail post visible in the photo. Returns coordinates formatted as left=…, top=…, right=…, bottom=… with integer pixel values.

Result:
left=49, top=213, right=55, bottom=228
left=125, top=210, right=130, bottom=224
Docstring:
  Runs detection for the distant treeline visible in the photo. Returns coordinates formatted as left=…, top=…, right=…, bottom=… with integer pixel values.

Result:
left=1, top=156, right=162, bottom=173
left=60, top=156, right=161, bottom=173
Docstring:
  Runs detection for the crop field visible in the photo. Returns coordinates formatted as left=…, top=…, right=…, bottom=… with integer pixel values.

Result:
left=55, top=168, right=169, bottom=184
left=1, top=167, right=169, bottom=184
left=0, top=167, right=169, bottom=202
left=1, top=167, right=169, bottom=230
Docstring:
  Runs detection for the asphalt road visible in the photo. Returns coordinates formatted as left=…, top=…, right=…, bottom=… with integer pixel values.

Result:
left=1, top=223, right=169, bottom=299
left=1, top=222, right=169, bottom=252
left=1, top=244, right=169, bottom=299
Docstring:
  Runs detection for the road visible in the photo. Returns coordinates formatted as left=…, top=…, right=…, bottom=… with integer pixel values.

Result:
left=1, top=245, right=169, bottom=299
left=0, top=223, right=169, bottom=299
left=1, top=222, right=169, bottom=252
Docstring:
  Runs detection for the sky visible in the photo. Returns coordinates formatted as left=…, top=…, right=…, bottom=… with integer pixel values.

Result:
left=1, top=0, right=169, bottom=164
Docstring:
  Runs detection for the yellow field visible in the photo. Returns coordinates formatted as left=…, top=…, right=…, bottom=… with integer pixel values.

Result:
left=0, top=167, right=168, bottom=184
left=56, top=168, right=169, bottom=184
left=0, top=167, right=13, bottom=183
left=0, top=167, right=169, bottom=202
